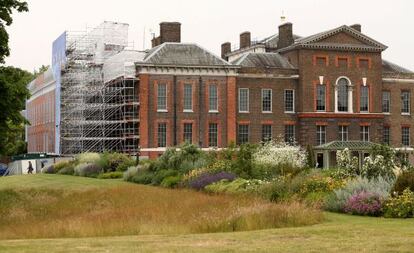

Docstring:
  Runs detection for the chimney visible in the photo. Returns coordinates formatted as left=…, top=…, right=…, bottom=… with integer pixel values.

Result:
left=160, top=22, right=181, bottom=43
left=350, top=24, right=361, bottom=32
left=151, top=37, right=161, bottom=48
left=277, top=22, right=294, bottom=49
left=240, top=31, right=251, bottom=49
left=221, top=42, right=231, bottom=60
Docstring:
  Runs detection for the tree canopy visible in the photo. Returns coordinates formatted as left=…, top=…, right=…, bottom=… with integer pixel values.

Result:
left=0, top=66, right=33, bottom=156
left=0, top=0, right=28, bottom=63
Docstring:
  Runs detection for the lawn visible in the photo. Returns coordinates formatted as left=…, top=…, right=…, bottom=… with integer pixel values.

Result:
left=0, top=212, right=413, bottom=253
left=0, top=174, right=413, bottom=253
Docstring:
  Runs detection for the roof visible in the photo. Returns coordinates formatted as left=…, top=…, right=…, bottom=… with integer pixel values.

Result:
left=259, top=34, right=302, bottom=48
left=314, top=141, right=375, bottom=151
left=382, top=59, right=413, bottom=74
left=141, top=43, right=230, bottom=66
left=231, top=52, right=295, bottom=69
left=279, top=25, right=387, bottom=52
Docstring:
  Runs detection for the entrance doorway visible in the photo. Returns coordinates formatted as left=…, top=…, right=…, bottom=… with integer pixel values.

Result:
left=316, top=153, right=324, bottom=168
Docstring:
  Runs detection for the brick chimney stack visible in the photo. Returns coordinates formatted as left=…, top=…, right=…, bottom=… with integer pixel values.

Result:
left=151, top=22, right=181, bottom=48
left=221, top=42, right=231, bottom=60
left=277, top=22, right=294, bottom=49
left=240, top=31, right=251, bottom=49
left=350, top=24, right=361, bottom=32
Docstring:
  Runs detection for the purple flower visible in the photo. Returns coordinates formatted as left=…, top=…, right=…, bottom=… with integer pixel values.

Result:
left=343, top=191, right=383, bottom=216
left=189, top=171, right=236, bottom=190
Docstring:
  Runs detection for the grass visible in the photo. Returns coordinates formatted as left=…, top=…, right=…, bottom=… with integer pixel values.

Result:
left=0, top=174, right=322, bottom=240
left=0, top=212, right=413, bottom=253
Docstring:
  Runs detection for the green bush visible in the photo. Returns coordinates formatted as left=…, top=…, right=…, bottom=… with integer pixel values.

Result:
left=383, top=189, right=414, bottom=218
left=76, top=152, right=101, bottom=164
left=123, top=166, right=139, bottom=181
left=151, top=169, right=178, bottom=185
left=160, top=176, right=181, bottom=188
left=98, top=171, right=123, bottom=179
left=54, top=160, right=70, bottom=172
left=74, top=163, right=102, bottom=178
left=205, top=178, right=266, bottom=194
left=392, top=171, right=414, bottom=194
left=131, top=171, right=154, bottom=184
left=267, top=179, right=292, bottom=202
left=41, top=165, right=55, bottom=174
left=99, top=152, right=134, bottom=172
left=57, top=165, right=75, bottom=175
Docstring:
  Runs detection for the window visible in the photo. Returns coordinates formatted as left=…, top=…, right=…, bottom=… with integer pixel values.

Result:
left=284, top=89, right=295, bottom=112
left=316, top=125, right=326, bottom=145
left=183, top=84, right=193, bottom=111
left=401, top=91, right=410, bottom=114
left=208, top=123, right=218, bottom=147
left=337, top=57, right=348, bottom=68
left=383, top=126, right=390, bottom=145
left=262, top=124, right=272, bottom=142
left=382, top=91, right=391, bottom=113
left=157, top=83, right=167, bottom=111
left=316, top=56, right=327, bottom=66
left=157, top=123, right=167, bottom=147
left=209, top=85, right=218, bottom=112
left=183, top=123, right=192, bottom=143
left=262, top=89, right=272, bottom=112
left=337, top=78, right=349, bottom=112
left=339, top=125, right=349, bottom=141
left=402, top=127, right=410, bottom=146
left=360, top=126, right=370, bottom=142
left=285, top=125, right=295, bottom=144
left=238, top=88, right=249, bottom=112
left=360, top=86, right=369, bottom=112
left=237, top=124, right=249, bottom=145
left=359, top=59, right=369, bottom=69
left=316, top=85, right=326, bottom=111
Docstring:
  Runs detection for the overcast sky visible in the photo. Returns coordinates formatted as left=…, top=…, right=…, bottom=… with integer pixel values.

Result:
left=5, top=0, right=414, bottom=72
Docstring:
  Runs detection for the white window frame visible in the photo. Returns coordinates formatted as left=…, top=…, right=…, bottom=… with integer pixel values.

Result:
left=284, top=89, right=295, bottom=113
left=316, top=84, right=326, bottom=112
left=157, top=83, right=168, bottom=112
left=316, top=125, right=326, bottom=145
left=183, top=83, right=193, bottom=112
left=335, top=76, right=353, bottom=113
left=382, top=91, right=391, bottom=114
left=360, top=126, right=370, bottom=142
left=261, top=89, right=272, bottom=113
left=402, top=127, right=410, bottom=146
left=401, top=91, right=410, bottom=115
left=339, top=125, right=349, bottom=141
left=360, top=85, right=369, bottom=113
left=238, top=88, right=249, bottom=113
left=208, top=85, right=219, bottom=113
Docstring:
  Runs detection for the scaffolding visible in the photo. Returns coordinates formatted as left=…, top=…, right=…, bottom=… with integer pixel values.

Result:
left=60, top=22, right=140, bottom=155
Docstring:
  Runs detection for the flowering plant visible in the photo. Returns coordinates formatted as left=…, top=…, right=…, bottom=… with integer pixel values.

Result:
left=188, top=171, right=237, bottom=190
left=336, top=148, right=359, bottom=176
left=343, top=191, right=383, bottom=216
left=383, top=188, right=414, bottom=218
left=253, top=140, right=307, bottom=169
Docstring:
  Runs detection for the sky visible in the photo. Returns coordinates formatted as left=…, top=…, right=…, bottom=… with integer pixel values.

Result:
left=4, top=0, right=414, bottom=72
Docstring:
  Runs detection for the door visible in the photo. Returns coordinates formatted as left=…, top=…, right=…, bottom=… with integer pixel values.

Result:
left=316, top=153, right=324, bottom=168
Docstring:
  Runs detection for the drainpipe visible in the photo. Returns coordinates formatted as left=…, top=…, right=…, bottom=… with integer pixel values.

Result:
left=198, top=76, right=203, bottom=147
left=173, top=75, right=177, bottom=146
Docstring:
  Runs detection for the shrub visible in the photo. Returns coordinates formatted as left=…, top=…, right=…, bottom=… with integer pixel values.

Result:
left=76, top=153, right=101, bottom=164
left=189, top=172, right=236, bottom=190
left=98, top=171, right=123, bottom=179
left=324, top=176, right=394, bottom=212
left=336, top=148, right=359, bottom=176
left=123, top=166, right=139, bottom=181
left=253, top=140, right=307, bottom=170
left=267, top=179, right=292, bottom=202
left=306, top=144, right=316, bottom=168
left=232, top=144, right=257, bottom=178
left=151, top=169, right=178, bottom=185
left=131, top=171, right=154, bottom=185
left=57, top=166, right=74, bottom=175
left=322, top=167, right=355, bottom=180
left=392, top=170, right=414, bottom=194
left=41, top=165, right=55, bottom=174
left=160, top=176, right=182, bottom=188
left=362, top=155, right=395, bottom=180
left=74, top=163, right=102, bottom=177
left=99, top=152, right=134, bottom=172
left=205, top=178, right=267, bottom=194
left=54, top=160, right=70, bottom=172
left=343, top=191, right=383, bottom=216
left=383, top=189, right=414, bottom=218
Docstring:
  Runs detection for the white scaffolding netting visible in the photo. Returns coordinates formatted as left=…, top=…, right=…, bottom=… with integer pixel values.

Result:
left=103, top=50, right=145, bottom=83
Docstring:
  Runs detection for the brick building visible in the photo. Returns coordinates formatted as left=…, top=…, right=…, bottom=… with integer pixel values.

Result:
left=26, top=21, right=414, bottom=167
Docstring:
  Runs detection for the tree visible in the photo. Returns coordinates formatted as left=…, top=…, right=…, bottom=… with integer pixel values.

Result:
left=0, top=66, right=33, bottom=156
left=0, top=0, right=28, bottom=63
left=33, top=65, right=49, bottom=77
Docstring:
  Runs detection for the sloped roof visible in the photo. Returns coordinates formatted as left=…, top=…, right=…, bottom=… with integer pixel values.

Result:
left=141, top=43, right=230, bottom=66
left=382, top=59, right=413, bottom=74
left=279, top=25, right=387, bottom=52
left=259, top=34, right=302, bottom=48
left=314, top=141, right=375, bottom=151
left=232, top=52, right=295, bottom=69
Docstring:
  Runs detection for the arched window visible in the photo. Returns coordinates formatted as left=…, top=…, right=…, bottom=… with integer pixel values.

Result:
left=337, top=78, right=349, bottom=112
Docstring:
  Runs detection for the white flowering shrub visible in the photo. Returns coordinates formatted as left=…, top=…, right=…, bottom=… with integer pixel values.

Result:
left=362, top=155, right=395, bottom=179
left=253, top=140, right=307, bottom=169
left=336, top=148, right=359, bottom=176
